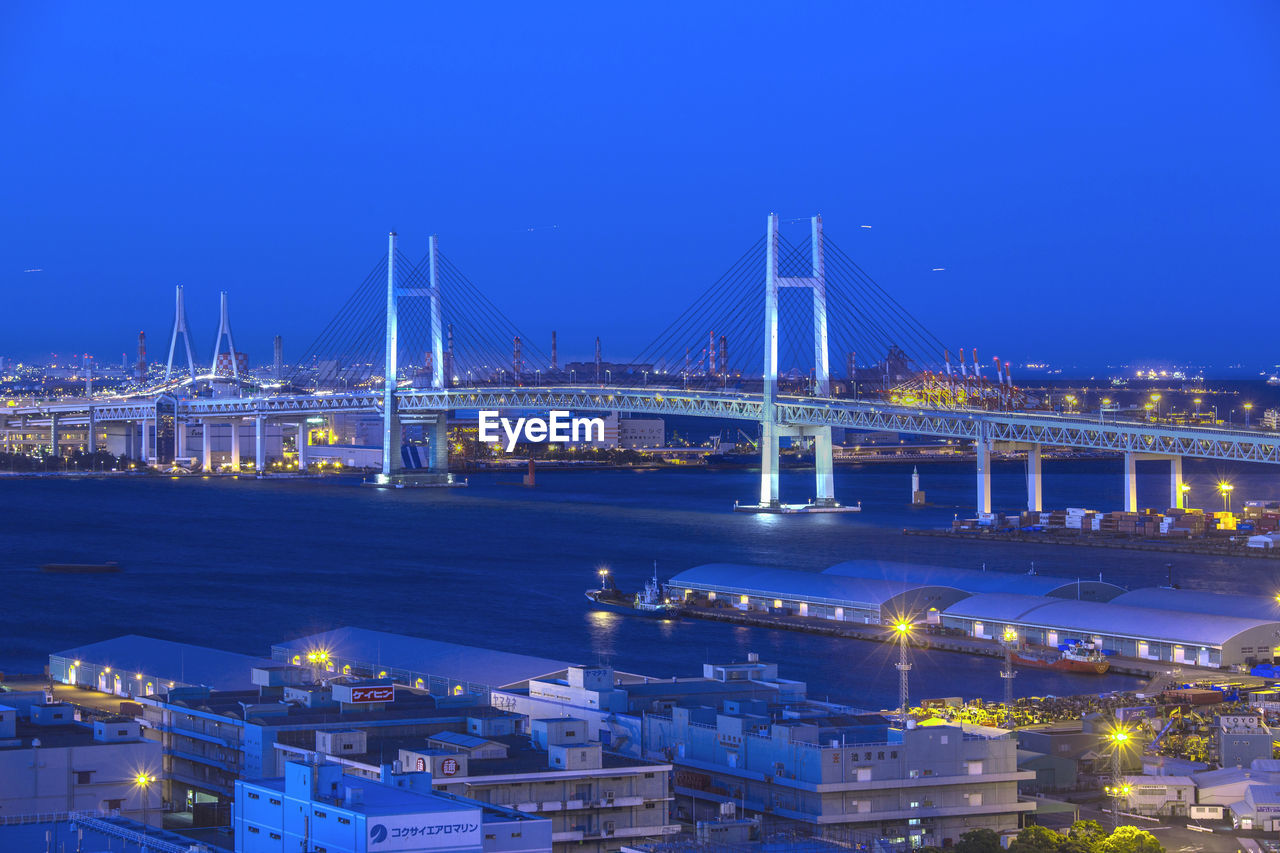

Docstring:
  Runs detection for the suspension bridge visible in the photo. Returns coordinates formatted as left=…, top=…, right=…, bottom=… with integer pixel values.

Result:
left=4, top=214, right=1278, bottom=514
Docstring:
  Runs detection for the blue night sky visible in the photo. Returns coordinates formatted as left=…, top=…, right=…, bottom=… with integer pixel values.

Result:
left=2, top=3, right=1277, bottom=369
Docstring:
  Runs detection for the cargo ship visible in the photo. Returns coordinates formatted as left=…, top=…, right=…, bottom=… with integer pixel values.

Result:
left=40, top=562, right=120, bottom=574
left=585, top=563, right=681, bottom=618
left=1009, top=642, right=1111, bottom=674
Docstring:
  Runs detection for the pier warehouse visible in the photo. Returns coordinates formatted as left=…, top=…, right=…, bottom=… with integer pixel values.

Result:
left=669, top=561, right=1280, bottom=668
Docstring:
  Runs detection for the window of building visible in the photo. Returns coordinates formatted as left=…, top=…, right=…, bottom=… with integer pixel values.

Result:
left=485, top=835, right=496, bottom=840
left=645, top=803, right=656, bottom=809
left=864, top=752, right=872, bottom=760
left=269, top=798, right=280, bottom=805
left=75, top=771, right=93, bottom=785
left=967, top=761, right=983, bottom=776
left=105, top=800, right=123, bottom=811
left=967, top=792, right=983, bottom=806
left=314, top=810, right=326, bottom=818
left=248, top=826, right=260, bottom=834
left=338, top=817, right=351, bottom=825
left=270, top=832, right=281, bottom=840
left=877, top=752, right=885, bottom=760
left=248, top=792, right=260, bottom=800
left=890, top=751, right=898, bottom=759
left=644, top=773, right=655, bottom=778
left=512, top=832, right=522, bottom=838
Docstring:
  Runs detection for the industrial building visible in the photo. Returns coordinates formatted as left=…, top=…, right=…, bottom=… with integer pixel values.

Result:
left=668, top=561, right=1280, bottom=668
left=272, top=628, right=573, bottom=699
left=939, top=594, right=1280, bottom=668
left=235, top=758, right=551, bottom=853
left=0, top=702, right=162, bottom=822
left=50, top=634, right=274, bottom=697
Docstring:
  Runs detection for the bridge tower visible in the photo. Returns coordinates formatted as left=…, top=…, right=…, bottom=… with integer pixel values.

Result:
left=381, top=232, right=450, bottom=482
left=164, top=285, right=198, bottom=383
left=742, top=213, right=845, bottom=512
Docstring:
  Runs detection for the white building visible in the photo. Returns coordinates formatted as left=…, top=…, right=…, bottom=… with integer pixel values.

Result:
left=618, top=417, right=664, bottom=450
left=235, top=758, right=551, bottom=853
left=0, top=704, right=162, bottom=823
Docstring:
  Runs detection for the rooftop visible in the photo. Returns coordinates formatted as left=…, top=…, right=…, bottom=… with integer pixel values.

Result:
left=52, top=634, right=274, bottom=692
left=273, top=627, right=572, bottom=689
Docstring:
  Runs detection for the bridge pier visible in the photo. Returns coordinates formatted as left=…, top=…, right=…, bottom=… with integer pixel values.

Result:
left=976, top=433, right=992, bottom=515
left=174, top=417, right=186, bottom=461
left=86, top=408, right=96, bottom=456
left=49, top=413, right=59, bottom=458
left=1123, top=451, right=1138, bottom=513
left=255, top=416, right=265, bottom=473
left=1026, top=443, right=1042, bottom=512
left=202, top=421, right=213, bottom=472
left=430, top=417, right=448, bottom=473
left=230, top=420, right=241, bottom=472
left=296, top=422, right=309, bottom=471
left=1170, top=455, right=1184, bottom=509
left=813, top=426, right=835, bottom=506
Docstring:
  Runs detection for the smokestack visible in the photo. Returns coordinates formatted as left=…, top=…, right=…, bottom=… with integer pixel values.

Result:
left=1004, top=361, right=1013, bottom=387
left=971, top=348, right=981, bottom=380
left=594, top=337, right=602, bottom=384
left=135, top=331, right=147, bottom=382
left=957, top=347, right=968, bottom=378
left=992, top=357, right=1002, bottom=385
left=551, top=331, right=558, bottom=372
left=513, top=336, right=522, bottom=384
left=274, top=335, right=283, bottom=380
left=708, top=330, right=715, bottom=377
left=718, top=335, right=727, bottom=377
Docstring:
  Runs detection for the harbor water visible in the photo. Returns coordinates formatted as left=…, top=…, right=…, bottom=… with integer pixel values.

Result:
left=4, top=456, right=1280, bottom=710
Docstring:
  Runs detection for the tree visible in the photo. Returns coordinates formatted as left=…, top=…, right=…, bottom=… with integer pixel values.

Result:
left=954, top=828, right=1003, bottom=853
left=1008, top=824, right=1067, bottom=853
left=1096, top=826, right=1163, bottom=853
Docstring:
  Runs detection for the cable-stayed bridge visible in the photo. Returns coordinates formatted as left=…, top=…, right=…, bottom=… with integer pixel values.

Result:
left=4, top=215, right=1277, bottom=513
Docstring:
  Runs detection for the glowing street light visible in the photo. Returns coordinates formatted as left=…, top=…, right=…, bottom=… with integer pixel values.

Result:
left=134, top=772, right=155, bottom=831
left=1245, top=402, right=1254, bottom=428
left=1106, top=722, right=1134, bottom=829
left=892, top=618, right=913, bottom=726
left=1194, top=397, right=1202, bottom=415
left=1218, top=482, right=1234, bottom=513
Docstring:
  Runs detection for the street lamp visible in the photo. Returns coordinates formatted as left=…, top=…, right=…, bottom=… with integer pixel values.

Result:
left=1193, top=398, right=1202, bottom=415
left=1218, top=482, right=1234, bottom=513
left=892, top=619, right=913, bottom=725
left=134, top=772, right=155, bottom=831
left=535, top=369, right=541, bottom=387
left=1245, top=402, right=1254, bottom=428
left=1150, top=393, right=1162, bottom=420
left=605, top=369, right=612, bottom=385
left=1106, top=723, right=1133, bottom=830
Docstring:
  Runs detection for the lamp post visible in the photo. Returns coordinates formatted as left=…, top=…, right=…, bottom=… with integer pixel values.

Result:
left=1218, top=482, right=1234, bottom=513
left=1194, top=397, right=1202, bottom=416
left=893, top=619, right=913, bottom=726
left=135, top=772, right=155, bottom=832
left=1245, top=402, right=1254, bottom=428
left=1150, top=393, right=1161, bottom=420
left=1106, top=724, right=1133, bottom=830
left=535, top=369, right=541, bottom=387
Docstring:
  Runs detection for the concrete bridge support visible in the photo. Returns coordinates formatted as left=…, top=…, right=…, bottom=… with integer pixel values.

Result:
left=976, top=433, right=992, bottom=515
left=1026, top=443, right=1042, bottom=512
left=430, top=417, right=448, bottom=472
left=254, top=415, right=265, bottom=472
left=296, top=422, right=309, bottom=471
left=1123, top=451, right=1138, bottom=512
left=86, top=409, right=96, bottom=455
left=1170, top=455, right=1185, bottom=509
left=49, top=413, right=59, bottom=458
left=230, top=420, right=241, bottom=472
left=202, top=421, right=213, bottom=472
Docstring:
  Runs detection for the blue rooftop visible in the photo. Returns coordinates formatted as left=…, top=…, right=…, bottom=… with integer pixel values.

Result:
left=51, top=635, right=273, bottom=691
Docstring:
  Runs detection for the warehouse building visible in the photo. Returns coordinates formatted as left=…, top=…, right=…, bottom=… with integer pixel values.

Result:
left=49, top=634, right=273, bottom=698
left=939, top=593, right=1280, bottom=667
left=668, top=561, right=1280, bottom=668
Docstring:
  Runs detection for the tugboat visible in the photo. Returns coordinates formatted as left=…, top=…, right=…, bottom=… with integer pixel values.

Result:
left=1009, top=641, right=1111, bottom=674
left=585, top=563, right=681, bottom=618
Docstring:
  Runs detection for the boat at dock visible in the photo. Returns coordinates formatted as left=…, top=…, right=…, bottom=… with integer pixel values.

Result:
left=585, top=563, right=681, bottom=617
left=40, top=562, right=120, bottom=574
left=1009, top=641, right=1111, bottom=674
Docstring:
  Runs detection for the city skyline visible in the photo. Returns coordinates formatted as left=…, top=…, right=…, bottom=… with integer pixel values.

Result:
left=3, top=4, right=1278, bottom=364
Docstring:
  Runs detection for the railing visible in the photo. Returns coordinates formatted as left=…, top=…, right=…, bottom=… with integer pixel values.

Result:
left=69, top=811, right=213, bottom=852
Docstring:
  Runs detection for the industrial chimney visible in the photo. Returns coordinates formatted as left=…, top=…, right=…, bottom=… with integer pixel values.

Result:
left=551, top=331, right=558, bottom=372
left=274, top=335, right=283, bottom=380
left=135, top=331, right=147, bottom=382
left=594, top=337, right=602, bottom=384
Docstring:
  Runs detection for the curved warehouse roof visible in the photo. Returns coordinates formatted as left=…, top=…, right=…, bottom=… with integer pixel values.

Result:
left=670, top=564, right=968, bottom=612
left=942, top=594, right=1280, bottom=648
left=1110, top=587, right=1280, bottom=622
left=824, top=560, right=1125, bottom=601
